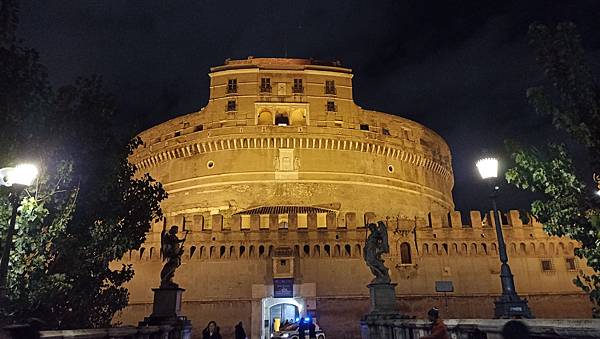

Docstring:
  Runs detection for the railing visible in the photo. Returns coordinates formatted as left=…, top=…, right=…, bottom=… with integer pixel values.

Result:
left=360, top=318, right=600, bottom=339
left=0, top=324, right=186, bottom=339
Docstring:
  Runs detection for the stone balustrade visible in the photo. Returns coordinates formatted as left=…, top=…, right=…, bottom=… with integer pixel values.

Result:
left=2, top=324, right=182, bottom=339
left=360, top=318, right=600, bottom=339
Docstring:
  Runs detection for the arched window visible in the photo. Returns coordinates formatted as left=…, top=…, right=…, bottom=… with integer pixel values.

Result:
left=400, top=242, right=412, bottom=264
left=355, top=244, right=361, bottom=257
left=275, top=114, right=289, bottom=126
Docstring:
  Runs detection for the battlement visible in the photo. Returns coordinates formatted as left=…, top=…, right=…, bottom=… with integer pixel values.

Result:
left=154, top=208, right=542, bottom=234
left=124, top=208, right=580, bottom=264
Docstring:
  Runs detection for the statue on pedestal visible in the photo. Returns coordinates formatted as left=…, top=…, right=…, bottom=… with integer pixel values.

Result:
left=160, top=225, right=189, bottom=288
left=363, top=221, right=391, bottom=284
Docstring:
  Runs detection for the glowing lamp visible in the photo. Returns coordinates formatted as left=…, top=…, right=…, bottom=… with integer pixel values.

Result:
left=476, top=157, right=498, bottom=180
left=0, top=164, right=39, bottom=187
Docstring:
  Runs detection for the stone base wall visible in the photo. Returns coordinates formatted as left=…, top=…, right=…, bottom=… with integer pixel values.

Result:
left=117, top=293, right=591, bottom=339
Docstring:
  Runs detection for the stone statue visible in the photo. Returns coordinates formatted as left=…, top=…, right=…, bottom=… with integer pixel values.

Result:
left=160, top=225, right=189, bottom=288
left=363, top=221, right=391, bottom=284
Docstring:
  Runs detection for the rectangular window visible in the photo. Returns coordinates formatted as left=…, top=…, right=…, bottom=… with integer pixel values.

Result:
left=241, top=215, right=251, bottom=230
left=297, top=213, right=308, bottom=229
left=227, top=79, right=237, bottom=93
left=541, top=259, right=553, bottom=271
left=325, top=80, right=336, bottom=94
left=326, top=101, right=336, bottom=112
left=194, top=124, right=204, bottom=132
left=317, top=213, right=327, bottom=229
left=227, top=100, right=236, bottom=111
left=293, top=79, right=304, bottom=93
left=360, top=124, right=369, bottom=131
left=260, top=78, right=271, bottom=93
left=382, top=128, right=391, bottom=136
left=259, top=214, right=270, bottom=229
left=566, top=258, right=576, bottom=271
left=174, top=131, right=181, bottom=137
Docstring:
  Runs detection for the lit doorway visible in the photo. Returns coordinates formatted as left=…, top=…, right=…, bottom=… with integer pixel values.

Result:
left=261, top=297, right=304, bottom=339
left=269, top=303, right=299, bottom=333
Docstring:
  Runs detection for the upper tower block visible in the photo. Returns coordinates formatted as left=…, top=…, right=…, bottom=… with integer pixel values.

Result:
left=207, top=57, right=353, bottom=127
left=209, top=57, right=352, bottom=100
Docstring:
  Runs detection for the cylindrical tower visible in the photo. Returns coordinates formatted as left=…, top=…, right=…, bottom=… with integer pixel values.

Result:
left=131, top=57, right=454, bottom=222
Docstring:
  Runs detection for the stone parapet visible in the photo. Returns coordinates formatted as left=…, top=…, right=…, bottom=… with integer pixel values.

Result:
left=360, top=318, right=600, bottom=339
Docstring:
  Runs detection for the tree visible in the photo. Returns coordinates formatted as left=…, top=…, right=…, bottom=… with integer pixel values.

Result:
left=506, top=22, right=600, bottom=315
left=0, top=1, right=167, bottom=328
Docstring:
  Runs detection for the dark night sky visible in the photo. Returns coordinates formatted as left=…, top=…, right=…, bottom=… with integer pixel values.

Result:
left=15, top=1, right=600, bottom=213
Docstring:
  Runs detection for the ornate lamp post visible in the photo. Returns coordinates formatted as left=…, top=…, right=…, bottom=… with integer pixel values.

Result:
left=476, top=157, right=533, bottom=318
left=0, top=164, right=38, bottom=301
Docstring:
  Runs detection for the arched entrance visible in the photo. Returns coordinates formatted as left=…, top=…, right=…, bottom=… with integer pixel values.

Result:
left=261, top=297, right=304, bottom=339
left=269, top=303, right=299, bottom=332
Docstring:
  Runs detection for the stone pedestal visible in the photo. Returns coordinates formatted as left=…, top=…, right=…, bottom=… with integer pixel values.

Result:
left=368, top=282, right=398, bottom=315
left=361, top=283, right=407, bottom=339
left=139, top=287, right=192, bottom=339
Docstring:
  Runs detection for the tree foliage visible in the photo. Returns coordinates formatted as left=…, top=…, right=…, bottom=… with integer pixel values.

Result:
left=0, top=0, right=167, bottom=328
left=506, top=22, right=600, bottom=315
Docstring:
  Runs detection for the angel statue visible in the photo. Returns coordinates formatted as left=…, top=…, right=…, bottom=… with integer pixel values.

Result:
left=363, top=220, right=391, bottom=284
left=160, top=225, right=189, bottom=288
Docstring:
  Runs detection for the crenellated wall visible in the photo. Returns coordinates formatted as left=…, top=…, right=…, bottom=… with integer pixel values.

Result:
left=117, top=208, right=592, bottom=338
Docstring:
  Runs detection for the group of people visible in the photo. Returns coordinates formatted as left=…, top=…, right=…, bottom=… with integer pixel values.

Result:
left=421, top=307, right=531, bottom=339
left=201, top=320, right=247, bottom=339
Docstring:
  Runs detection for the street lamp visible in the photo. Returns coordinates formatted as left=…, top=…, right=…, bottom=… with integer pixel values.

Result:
left=0, top=164, right=39, bottom=301
left=476, top=157, right=533, bottom=318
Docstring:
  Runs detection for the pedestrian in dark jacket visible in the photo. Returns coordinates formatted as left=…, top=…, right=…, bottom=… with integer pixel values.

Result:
left=234, top=321, right=247, bottom=339
left=501, top=320, right=530, bottom=339
left=298, top=318, right=308, bottom=339
left=420, top=307, right=449, bottom=339
left=202, top=321, right=222, bottom=339
left=308, top=320, right=317, bottom=339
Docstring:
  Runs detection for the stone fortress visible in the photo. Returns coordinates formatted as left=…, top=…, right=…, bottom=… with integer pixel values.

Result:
left=121, top=57, right=592, bottom=339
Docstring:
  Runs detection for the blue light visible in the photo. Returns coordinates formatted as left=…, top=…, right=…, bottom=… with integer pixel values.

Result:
left=295, top=317, right=300, bottom=322
left=304, top=317, right=310, bottom=322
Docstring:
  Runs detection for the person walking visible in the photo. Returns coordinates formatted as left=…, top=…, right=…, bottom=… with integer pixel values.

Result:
left=298, top=317, right=308, bottom=339
left=420, top=307, right=449, bottom=339
left=234, top=321, right=247, bottom=339
left=308, top=319, right=317, bottom=339
left=202, top=321, right=222, bottom=339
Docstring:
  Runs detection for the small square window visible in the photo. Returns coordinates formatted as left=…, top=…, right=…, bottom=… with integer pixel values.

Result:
left=326, top=101, right=336, bottom=112
left=293, top=79, right=304, bottom=93
left=382, top=128, right=391, bottom=136
left=566, top=258, right=576, bottom=270
left=227, top=79, right=237, bottom=93
left=174, top=131, right=181, bottom=137
left=194, top=124, right=204, bottom=132
left=541, top=259, right=553, bottom=271
left=360, top=124, right=369, bottom=131
left=260, top=78, right=271, bottom=92
left=325, top=80, right=336, bottom=95
left=227, top=100, right=236, bottom=111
